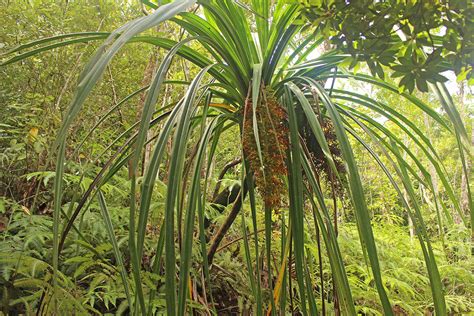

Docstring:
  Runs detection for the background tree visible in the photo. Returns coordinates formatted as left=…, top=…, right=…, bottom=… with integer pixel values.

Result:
left=292, top=0, right=473, bottom=92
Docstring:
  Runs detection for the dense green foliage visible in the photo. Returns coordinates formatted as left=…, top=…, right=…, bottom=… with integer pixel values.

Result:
left=1, top=1, right=472, bottom=315
left=293, top=0, right=473, bottom=92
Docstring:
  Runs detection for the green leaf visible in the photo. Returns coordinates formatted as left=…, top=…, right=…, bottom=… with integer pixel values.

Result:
left=415, top=78, right=429, bottom=92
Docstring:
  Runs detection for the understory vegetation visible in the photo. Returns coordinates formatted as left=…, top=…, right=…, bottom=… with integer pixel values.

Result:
left=1, top=1, right=472, bottom=315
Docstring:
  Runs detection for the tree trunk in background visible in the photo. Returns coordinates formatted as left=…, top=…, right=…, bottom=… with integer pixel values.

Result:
left=423, top=112, right=443, bottom=230
left=423, top=113, right=440, bottom=194
left=460, top=123, right=473, bottom=212
left=138, top=53, right=159, bottom=175
left=407, top=193, right=415, bottom=241
left=402, top=135, right=415, bottom=241
left=459, top=83, right=472, bottom=217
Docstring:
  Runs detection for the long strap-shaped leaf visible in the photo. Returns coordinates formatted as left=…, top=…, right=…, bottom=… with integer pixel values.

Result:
left=177, top=117, right=217, bottom=315
left=251, top=63, right=265, bottom=173
left=75, top=86, right=148, bottom=155
left=264, top=5, right=300, bottom=84
left=176, top=12, right=248, bottom=94
left=163, top=64, right=216, bottom=315
left=337, top=104, right=452, bottom=229
left=251, top=0, right=269, bottom=50
left=97, top=192, right=132, bottom=310
left=331, top=89, right=444, bottom=163
left=246, top=172, right=264, bottom=315
left=2, top=33, right=239, bottom=100
left=284, top=85, right=308, bottom=315
left=57, top=108, right=173, bottom=257
left=284, top=82, right=356, bottom=314
left=239, top=173, right=262, bottom=314
left=131, top=104, right=182, bottom=314
left=331, top=91, right=457, bottom=226
left=432, top=83, right=473, bottom=234
left=340, top=109, right=447, bottom=314
left=1, top=31, right=109, bottom=56
left=133, top=38, right=200, bottom=263
left=51, top=140, right=65, bottom=313
left=303, top=79, right=394, bottom=315
left=339, top=103, right=466, bottom=225
left=56, top=0, right=195, bottom=147
left=301, top=156, right=357, bottom=315
left=50, top=2, right=195, bottom=314
left=316, top=72, right=451, bottom=131
left=286, top=82, right=341, bottom=182
left=201, top=1, right=254, bottom=72
left=391, top=142, right=447, bottom=316
left=1, top=35, right=109, bottom=66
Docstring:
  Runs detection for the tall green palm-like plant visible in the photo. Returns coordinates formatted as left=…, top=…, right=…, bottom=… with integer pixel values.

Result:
left=2, top=0, right=471, bottom=315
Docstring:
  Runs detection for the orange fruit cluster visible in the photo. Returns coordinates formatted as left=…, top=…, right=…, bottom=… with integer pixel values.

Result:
left=242, top=88, right=289, bottom=210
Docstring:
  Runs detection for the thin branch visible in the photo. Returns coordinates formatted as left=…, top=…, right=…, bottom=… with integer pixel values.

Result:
left=216, top=228, right=265, bottom=253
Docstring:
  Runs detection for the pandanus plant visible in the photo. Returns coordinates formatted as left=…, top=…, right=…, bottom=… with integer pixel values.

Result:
left=3, top=0, right=471, bottom=314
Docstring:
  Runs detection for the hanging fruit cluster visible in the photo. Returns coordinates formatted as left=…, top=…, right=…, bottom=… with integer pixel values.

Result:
left=301, top=112, right=345, bottom=195
left=242, top=87, right=289, bottom=210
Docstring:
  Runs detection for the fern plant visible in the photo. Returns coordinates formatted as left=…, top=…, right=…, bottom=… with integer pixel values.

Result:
left=1, top=0, right=471, bottom=315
